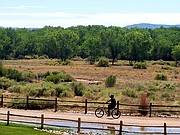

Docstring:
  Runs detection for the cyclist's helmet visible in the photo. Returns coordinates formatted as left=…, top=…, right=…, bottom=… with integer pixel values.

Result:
left=109, top=94, right=114, bottom=98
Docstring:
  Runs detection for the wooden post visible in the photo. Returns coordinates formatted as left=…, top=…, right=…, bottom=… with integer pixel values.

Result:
left=77, top=118, right=81, bottom=134
left=7, top=111, right=10, bottom=126
left=54, top=98, right=57, bottom=112
left=26, top=96, right=29, bottom=110
left=119, top=120, right=123, bottom=135
left=85, top=99, right=87, bottom=114
left=117, top=101, right=119, bottom=110
left=149, top=103, right=152, bottom=117
left=41, top=114, right=44, bottom=129
left=1, top=95, right=3, bottom=107
left=164, top=123, right=167, bottom=135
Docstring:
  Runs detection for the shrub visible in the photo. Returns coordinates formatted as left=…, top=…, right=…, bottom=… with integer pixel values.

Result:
left=0, top=89, right=4, bottom=95
left=122, top=89, right=137, bottom=98
left=36, top=71, right=50, bottom=80
left=45, top=74, right=61, bottom=84
left=72, top=56, right=83, bottom=61
left=8, top=85, right=22, bottom=93
left=133, top=62, right=147, bottom=69
left=24, top=55, right=32, bottom=59
left=96, top=57, right=109, bottom=67
left=161, top=93, right=170, bottom=98
left=170, top=61, right=177, bottom=67
left=163, top=83, right=175, bottom=90
left=136, top=84, right=145, bottom=91
left=11, top=99, right=54, bottom=110
left=149, top=93, right=156, bottom=101
left=54, top=84, right=69, bottom=97
left=22, top=70, right=36, bottom=82
left=155, top=74, right=167, bottom=81
left=152, top=59, right=170, bottom=65
left=84, top=91, right=94, bottom=99
left=61, top=60, right=71, bottom=65
left=32, top=54, right=39, bottom=59
left=45, top=71, right=74, bottom=84
left=0, top=77, right=16, bottom=90
left=161, top=66, right=172, bottom=70
left=71, top=82, right=85, bottom=96
left=59, top=71, right=74, bottom=82
left=21, top=86, right=37, bottom=96
left=105, top=75, right=116, bottom=87
left=10, top=99, right=26, bottom=109
left=39, top=54, right=49, bottom=59
left=0, top=61, right=3, bottom=76
left=3, top=69, right=23, bottom=82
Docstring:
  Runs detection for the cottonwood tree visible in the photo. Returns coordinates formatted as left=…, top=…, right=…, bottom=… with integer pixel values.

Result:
left=82, top=36, right=102, bottom=64
left=100, top=28, right=125, bottom=65
left=172, top=44, right=180, bottom=66
left=125, top=30, right=152, bottom=65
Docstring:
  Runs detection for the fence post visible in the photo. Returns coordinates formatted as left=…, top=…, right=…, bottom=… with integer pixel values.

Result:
left=119, top=120, right=123, bottom=135
left=26, top=96, right=29, bottom=110
left=85, top=99, right=87, bottom=114
left=1, top=95, right=3, bottom=107
left=7, top=111, right=10, bottom=126
left=117, top=101, right=119, bottom=110
left=77, top=118, right=81, bottom=134
left=54, top=98, right=57, bottom=112
left=41, top=114, right=44, bottom=129
left=164, top=123, right=167, bottom=135
left=149, top=103, right=152, bottom=117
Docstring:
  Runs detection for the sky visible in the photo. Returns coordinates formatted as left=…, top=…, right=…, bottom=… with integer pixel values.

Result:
left=0, top=0, right=180, bottom=28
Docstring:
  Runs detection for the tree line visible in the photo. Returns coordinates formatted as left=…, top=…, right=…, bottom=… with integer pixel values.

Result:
left=0, top=25, right=180, bottom=65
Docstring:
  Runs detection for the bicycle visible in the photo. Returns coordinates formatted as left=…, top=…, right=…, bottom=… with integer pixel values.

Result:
left=95, top=105, right=121, bottom=119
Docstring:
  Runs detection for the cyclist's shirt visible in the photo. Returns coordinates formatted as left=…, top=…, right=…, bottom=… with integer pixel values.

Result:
left=111, top=98, right=116, bottom=107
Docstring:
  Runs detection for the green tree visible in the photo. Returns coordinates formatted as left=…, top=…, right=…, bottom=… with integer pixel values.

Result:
left=42, top=32, right=58, bottom=58
left=56, top=30, right=79, bottom=61
left=172, top=44, right=180, bottom=66
left=100, top=28, right=125, bottom=65
left=82, top=36, right=102, bottom=64
left=151, top=35, right=173, bottom=60
left=125, top=29, right=152, bottom=65
left=0, top=28, right=10, bottom=59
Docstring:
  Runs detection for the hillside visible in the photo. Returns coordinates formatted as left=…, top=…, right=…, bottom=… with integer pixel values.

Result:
left=125, top=23, right=180, bottom=29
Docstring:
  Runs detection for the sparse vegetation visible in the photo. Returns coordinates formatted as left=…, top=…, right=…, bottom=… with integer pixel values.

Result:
left=0, top=59, right=179, bottom=107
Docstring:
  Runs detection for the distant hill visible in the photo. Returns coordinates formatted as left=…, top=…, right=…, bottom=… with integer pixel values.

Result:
left=0, top=26, right=40, bottom=30
left=124, top=23, right=180, bottom=29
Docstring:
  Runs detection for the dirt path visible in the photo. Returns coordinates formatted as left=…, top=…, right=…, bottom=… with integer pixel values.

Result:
left=0, top=108, right=180, bottom=126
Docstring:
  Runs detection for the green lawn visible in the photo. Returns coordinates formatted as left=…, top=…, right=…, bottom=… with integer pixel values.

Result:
left=0, top=123, right=55, bottom=135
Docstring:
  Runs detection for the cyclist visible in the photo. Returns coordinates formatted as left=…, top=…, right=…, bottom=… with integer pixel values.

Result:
left=106, top=94, right=116, bottom=116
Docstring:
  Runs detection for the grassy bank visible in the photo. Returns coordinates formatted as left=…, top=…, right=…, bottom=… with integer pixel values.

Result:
left=0, top=123, right=54, bottom=135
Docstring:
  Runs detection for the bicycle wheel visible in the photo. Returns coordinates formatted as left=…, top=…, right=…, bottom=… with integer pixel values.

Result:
left=95, top=107, right=104, bottom=118
left=111, top=108, right=121, bottom=119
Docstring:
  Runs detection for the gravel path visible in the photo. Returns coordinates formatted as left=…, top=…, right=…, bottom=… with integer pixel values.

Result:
left=0, top=108, right=179, bottom=126
left=0, top=108, right=180, bottom=134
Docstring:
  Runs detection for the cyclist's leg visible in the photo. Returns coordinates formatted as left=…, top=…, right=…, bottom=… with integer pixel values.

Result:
left=108, top=104, right=114, bottom=116
left=108, top=105, right=110, bottom=116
